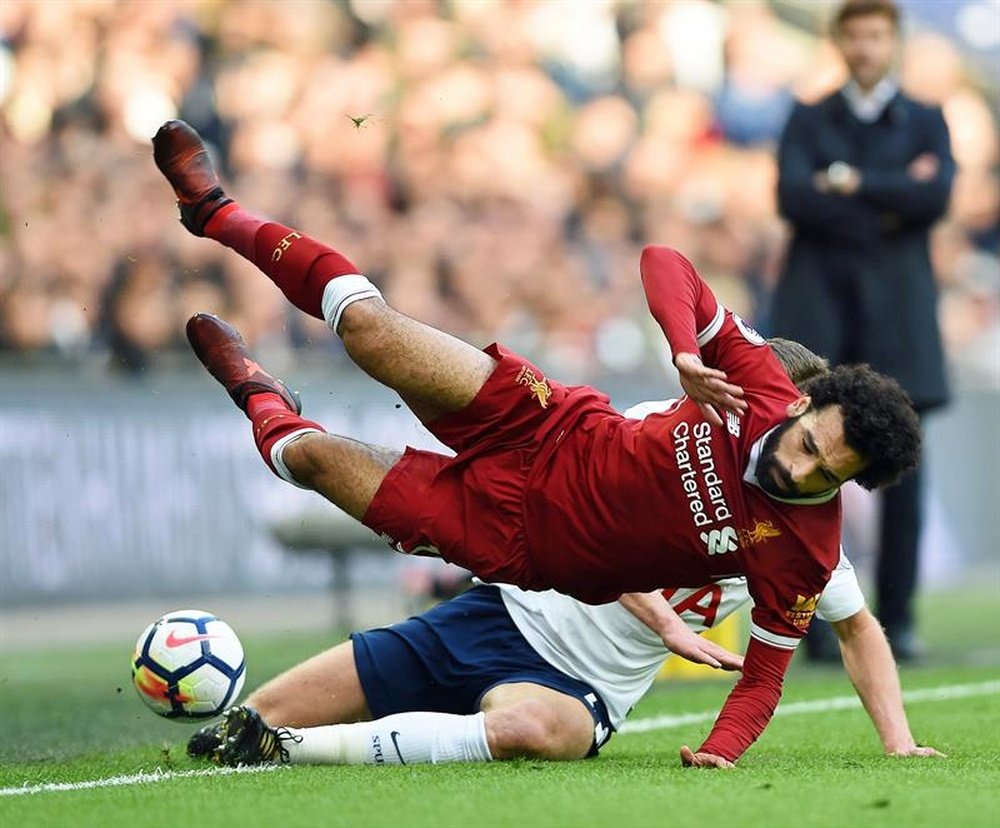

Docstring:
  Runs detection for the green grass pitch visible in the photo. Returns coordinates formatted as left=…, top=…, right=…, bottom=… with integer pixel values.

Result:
left=2, top=587, right=998, bottom=828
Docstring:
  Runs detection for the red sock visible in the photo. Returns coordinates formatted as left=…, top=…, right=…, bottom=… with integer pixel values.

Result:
left=204, top=203, right=360, bottom=319
left=246, top=393, right=326, bottom=476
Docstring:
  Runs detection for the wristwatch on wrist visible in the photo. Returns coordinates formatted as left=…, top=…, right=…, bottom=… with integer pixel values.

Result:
left=827, top=161, right=853, bottom=189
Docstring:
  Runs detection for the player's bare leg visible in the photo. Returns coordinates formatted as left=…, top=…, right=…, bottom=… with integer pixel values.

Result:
left=334, top=300, right=494, bottom=423
left=204, top=635, right=495, bottom=766
left=200, top=644, right=590, bottom=765
left=186, top=312, right=405, bottom=520
left=245, top=641, right=371, bottom=728
left=479, top=682, right=596, bottom=760
left=235, top=644, right=595, bottom=760
left=154, top=120, right=494, bottom=426
left=241, top=646, right=596, bottom=760
left=281, top=434, right=404, bottom=520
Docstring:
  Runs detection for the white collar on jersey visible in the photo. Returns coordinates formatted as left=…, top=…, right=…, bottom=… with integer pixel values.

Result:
left=743, top=426, right=840, bottom=506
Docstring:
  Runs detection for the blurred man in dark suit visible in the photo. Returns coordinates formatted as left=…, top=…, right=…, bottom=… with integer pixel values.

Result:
left=771, top=0, right=954, bottom=661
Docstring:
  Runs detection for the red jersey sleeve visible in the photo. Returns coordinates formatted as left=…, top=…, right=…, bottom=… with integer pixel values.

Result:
left=697, top=635, right=793, bottom=761
left=640, top=246, right=723, bottom=359
left=640, top=246, right=798, bottom=404
left=698, top=546, right=833, bottom=761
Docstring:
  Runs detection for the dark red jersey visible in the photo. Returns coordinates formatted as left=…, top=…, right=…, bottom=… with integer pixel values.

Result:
left=365, top=246, right=847, bottom=761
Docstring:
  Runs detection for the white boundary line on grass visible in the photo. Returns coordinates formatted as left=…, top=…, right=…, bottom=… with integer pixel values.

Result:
left=618, top=678, right=1000, bottom=734
left=0, top=762, right=284, bottom=797
left=2, top=679, right=997, bottom=796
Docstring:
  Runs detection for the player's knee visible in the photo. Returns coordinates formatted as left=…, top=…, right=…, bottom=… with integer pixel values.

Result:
left=485, top=699, right=590, bottom=761
left=280, top=432, right=326, bottom=484
left=336, top=295, right=391, bottom=343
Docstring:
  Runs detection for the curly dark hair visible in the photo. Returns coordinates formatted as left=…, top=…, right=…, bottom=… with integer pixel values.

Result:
left=806, top=364, right=920, bottom=490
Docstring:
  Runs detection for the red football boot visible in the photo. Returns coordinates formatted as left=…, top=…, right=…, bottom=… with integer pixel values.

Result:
left=186, top=313, right=301, bottom=414
left=153, top=120, right=233, bottom=237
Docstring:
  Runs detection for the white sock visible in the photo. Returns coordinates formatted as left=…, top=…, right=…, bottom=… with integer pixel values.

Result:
left=283, top=711, right=492, bottom=765
left=321, top=274, right=383, bottom=334
left=270, top=428, right=323, bottom=489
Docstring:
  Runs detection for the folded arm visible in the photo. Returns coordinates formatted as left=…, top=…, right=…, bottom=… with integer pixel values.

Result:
left=855, top=109, right=954, bottom=225
left=776, top=105, right=882, bottom=245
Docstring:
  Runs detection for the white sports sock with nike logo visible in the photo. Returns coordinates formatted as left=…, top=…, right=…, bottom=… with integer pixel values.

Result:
left=283, top=711, right=492, bottom=765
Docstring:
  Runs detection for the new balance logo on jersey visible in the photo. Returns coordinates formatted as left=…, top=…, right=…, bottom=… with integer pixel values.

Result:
left=381, top=533, right=442, bottom=559
left=726, top=411, right=741, bottom=437
left=700, top=526, right=738, bottom=555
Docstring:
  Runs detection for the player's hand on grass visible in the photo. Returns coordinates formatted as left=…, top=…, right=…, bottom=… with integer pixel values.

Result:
left=674, top=352, right=746, bottom=428
left=888, top=744, right=947, bottom=758
left=680, top=746, right=735, bottom=769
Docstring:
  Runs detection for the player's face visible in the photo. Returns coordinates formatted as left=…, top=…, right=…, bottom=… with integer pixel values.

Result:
left=835, top=13, right=897, bottom=91
left=757, top=403, right=866, bottom=498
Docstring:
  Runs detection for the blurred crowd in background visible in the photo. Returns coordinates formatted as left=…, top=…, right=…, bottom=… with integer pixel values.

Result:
left=1, top=0, right=997, bottom=384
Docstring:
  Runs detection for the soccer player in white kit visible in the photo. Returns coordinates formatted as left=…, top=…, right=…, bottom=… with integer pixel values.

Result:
left=194, top=553, right=941, bottom=768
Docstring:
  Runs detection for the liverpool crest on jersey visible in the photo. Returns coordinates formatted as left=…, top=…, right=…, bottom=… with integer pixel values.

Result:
left=515, top=365, right=552, bottom=409
left=737, top=520, right=782, bottom=548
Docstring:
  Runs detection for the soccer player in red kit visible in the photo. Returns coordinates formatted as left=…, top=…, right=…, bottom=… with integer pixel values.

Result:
left=153, top=120, right=921, bottom=766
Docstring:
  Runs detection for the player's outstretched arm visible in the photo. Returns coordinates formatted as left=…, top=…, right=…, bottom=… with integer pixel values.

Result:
left=618, top=592, right=744, bottom=671
left=831, top=608, right=946, bottom=758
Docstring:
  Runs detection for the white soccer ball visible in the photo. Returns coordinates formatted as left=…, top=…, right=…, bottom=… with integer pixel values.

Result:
left=131, top=609, right=246, bottom=720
